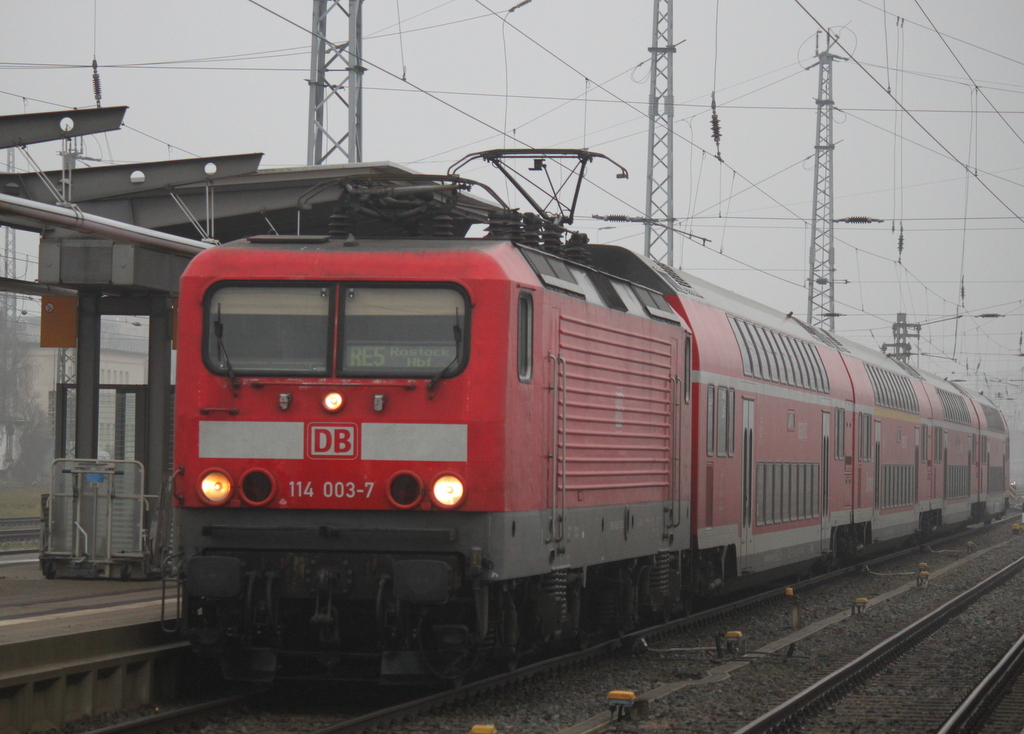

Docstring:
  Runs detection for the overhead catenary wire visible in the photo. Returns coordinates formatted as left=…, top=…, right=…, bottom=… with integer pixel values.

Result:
left=913, top=0, right=1024, bottom=151
left=3, top=4, right=1019, bottom=404
left=792, top=0, right=1024, bottom=226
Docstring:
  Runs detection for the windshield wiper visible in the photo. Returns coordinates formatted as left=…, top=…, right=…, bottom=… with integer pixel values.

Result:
left=427, top=313, right=462, bottom=392
left=214, top=305, right=241, bottom=392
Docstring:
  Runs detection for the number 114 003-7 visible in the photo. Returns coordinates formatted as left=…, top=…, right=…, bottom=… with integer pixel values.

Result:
left=288, top=481, right=375, bottom=498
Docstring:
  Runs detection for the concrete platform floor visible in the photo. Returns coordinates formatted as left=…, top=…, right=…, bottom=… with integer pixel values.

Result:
left=0, top=553, right=167, bottom=644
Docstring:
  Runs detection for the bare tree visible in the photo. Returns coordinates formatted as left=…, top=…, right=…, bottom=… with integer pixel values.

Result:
left=0, top=300, right=48, bottom=485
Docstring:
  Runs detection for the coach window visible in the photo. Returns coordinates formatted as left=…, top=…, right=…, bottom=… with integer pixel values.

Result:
left=783, top=335, right=807, bottom=390
left=742, top=321, right=766, bottom=380
left=205, top=284, right=331, bottom=376
left=768, top=331, right=792, bottom=385
left=795, top=341, right=816, bottom=392
left=717, top=386, right=729, bottom=457
left=707, top=385, right=716, bottom=457
left=754, top=327, right=780, bottom=383
left=858, top=412, right=873, bottom=461
left=792, top=340, right=812, bottom=391
left=517, top=290, right=533, bottom=381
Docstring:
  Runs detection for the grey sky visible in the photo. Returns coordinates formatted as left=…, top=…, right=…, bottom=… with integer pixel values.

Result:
left=2, top=1, right=1023, bottom=437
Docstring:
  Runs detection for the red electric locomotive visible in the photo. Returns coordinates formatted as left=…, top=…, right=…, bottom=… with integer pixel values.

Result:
left=172, top=151, right=1009, bottom=682
left=173, top=155, right=692, bottom=681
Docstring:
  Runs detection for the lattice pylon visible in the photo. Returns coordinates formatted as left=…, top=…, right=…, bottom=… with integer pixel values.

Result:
left=643, top=0, right=675, bottom=266
left=806, top=35, right=843, bottom=331
left=307, top=0, right=364, bottom=165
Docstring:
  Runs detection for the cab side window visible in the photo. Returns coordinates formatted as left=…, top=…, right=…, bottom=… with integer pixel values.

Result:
left=518, top=291, right=533, bottom=382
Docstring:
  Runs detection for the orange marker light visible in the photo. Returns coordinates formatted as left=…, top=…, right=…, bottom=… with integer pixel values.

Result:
left=322, top=392, right=344, bottom=412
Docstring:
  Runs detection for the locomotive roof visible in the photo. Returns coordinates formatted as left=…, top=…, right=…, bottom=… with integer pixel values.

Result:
left=221, top=235, right=504, bottom=251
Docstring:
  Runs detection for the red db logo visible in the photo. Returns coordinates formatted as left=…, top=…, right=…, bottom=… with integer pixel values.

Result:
left=307, top=423, right=358, bottom=459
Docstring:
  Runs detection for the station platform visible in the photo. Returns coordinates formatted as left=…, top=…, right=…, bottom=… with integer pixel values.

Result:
left=0, top=552, right=168, bottom=645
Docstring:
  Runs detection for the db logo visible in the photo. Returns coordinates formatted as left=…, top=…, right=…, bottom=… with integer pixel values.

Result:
left=307, top=423, right=358, bottom=459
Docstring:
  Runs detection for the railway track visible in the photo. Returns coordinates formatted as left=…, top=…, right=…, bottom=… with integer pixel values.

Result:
left=77, top=523, right=1007, bottom=734
left=0, top=516, right=40, bottom=544
left=732, top=552, right=1024, bottom=734
left=935, top=628, right=1024, bottom=734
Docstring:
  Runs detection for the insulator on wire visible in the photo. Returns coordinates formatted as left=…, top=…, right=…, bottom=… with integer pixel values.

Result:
left=897, top=223, right=904, bottom=263
left=710, top=92, right=722, bottom=159
left=836, top=216, right=883, bottom=224
left=92, top=58, right=102, bottom=108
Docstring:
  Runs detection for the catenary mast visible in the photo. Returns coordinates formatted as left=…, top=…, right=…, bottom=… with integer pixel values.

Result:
left=806, top=32, right=844, bottom=331
left=644, top=0, right=675, bottom=266
left=307, top=0, right=364, bottom=165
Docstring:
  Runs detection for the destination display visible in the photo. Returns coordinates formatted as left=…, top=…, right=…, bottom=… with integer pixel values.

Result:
left=344, top=343, right=457, bottom=372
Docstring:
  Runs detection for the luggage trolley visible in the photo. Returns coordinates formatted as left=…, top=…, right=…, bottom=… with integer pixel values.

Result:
left=40, top=459, right=159, bottom=579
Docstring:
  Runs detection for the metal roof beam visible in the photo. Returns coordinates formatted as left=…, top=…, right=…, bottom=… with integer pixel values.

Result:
left=0, top=152, right=263, bottom=203
left=0, top=276, right=76, bottom=297
left=0, top=107, right=127, bottom=149
left=0, top=191, right=207, bottom=255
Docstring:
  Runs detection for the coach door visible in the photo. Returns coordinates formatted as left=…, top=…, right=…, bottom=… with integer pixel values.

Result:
left=740, top=398, right=755, bottom=567
left=820, top=412, right=831, bottom=552
left=665, top=369, right=684, bottom=539
left=873, top=420, right=882, bottom=513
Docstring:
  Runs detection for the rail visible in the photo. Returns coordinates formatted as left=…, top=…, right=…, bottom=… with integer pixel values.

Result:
left=0, top=516, right=41, bottom=545
left=731, top=553, right=1024, bottom=734
left=103, top=525, right=998, bottom=734
left=935, top=628, right=1024, bottom=734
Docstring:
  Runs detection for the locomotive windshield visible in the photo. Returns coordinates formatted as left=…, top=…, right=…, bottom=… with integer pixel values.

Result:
left=340, top=286, right=465, bottom=377
left=203, top=283, right=467, bottom=378
left=205, top=285, right=332, bottom=376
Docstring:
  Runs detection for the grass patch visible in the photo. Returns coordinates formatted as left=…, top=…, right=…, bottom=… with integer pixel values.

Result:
left=0, top=485, right=45, bottom=519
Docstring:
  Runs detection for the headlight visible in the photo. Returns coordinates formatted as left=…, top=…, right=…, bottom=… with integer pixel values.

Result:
left=199, top=470, right=232, bottom=505
left=322, top=392, right=344, bottom=412
left=431, top=475, right=464, bottom=508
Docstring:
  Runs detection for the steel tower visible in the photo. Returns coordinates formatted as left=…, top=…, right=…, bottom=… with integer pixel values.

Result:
left=643, top=0, right=676, bottom=266
left=806, top=33, right=844, bottom=331
left=307, top=0, right=364, bottom=165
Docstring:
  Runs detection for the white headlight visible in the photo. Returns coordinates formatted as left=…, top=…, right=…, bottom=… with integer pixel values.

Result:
left=431, top=475, right=464, bottom=507
left=200, top=470, right=232, bottom=504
